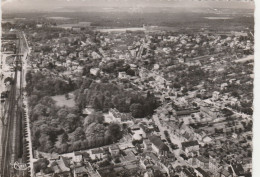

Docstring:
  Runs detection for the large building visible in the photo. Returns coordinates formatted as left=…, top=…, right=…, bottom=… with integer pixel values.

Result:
left=149, top=135, right=169, bottom=156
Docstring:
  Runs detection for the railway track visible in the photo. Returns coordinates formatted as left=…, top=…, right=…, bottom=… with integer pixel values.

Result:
left=0, top=67, right=18, bottom=177
left=0, top=31, right=30, bottom=177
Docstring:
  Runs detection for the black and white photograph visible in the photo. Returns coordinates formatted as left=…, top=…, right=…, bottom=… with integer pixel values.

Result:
left=0, top=0, right=257, bottom=177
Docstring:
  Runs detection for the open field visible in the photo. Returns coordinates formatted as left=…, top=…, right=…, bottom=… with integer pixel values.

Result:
left=204, top=17, right=233, bottom=20
left=52, top=93, right=75, bottom=108
left=45, top=17, right=72, bottom=20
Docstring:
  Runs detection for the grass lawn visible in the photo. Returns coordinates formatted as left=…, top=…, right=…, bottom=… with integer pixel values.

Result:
left=52, top=93, right=76, bottom=108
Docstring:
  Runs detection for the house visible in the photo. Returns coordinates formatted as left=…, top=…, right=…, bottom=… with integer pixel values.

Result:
left=212, top=91, right=220, bottom=101
left=144, top=168, right=154, bottom=177
left=85, top=162, right=102, bottom=177
left=118, top=71, right=127, bottom=79
left=148, top=135, right=169, bottom=156
left=196, top=156, right=209, bottom=169
left=82, top=106, right=95, bottom=116
left=73, top=152, right=83, bottom=163
left=218, top=167, right=232, bottom=177
left=202, top=136, right=212, bottom=144
left=194, top=167, right=210, bottom=177
left=105, top=108, right=133, bottom=125
left=140, top=157, right=154, bottom=169
left=181, top=141, right=199, bottom=156
left=176, top=109, right=199, bottom=119
left=51, top=156, right=71, bottom=176
left=108, top=108, right=122, bottom=122
left=73, top=166, right=88, bottom=177
left=229, top=163, right=245, bottom=177
left=180, top=168, right=196, bottom=177
left=35, top=170, right=53, bottom=177
left=91, top=51, right=101, bottom=59
left=109, top=145, right=120, bottom=156
left=200, top=89, right=206, bottom=95
left=131, top=124, right=146, bottom=140
left=200, top=105, right=220, bottom=119
left=90, top=68, right=100, bottom=76
left=89, top=148, right=104, bottom=160
left=143, top=138, right=153, bottom=151
left=221, top=83, right=228, bottom=90
left=209, top=156, right=219, bottom=174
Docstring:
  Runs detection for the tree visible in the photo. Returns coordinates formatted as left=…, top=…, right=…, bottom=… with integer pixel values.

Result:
left=61, top=133, right=69, bottom=143
left=65, top=93, right=69, bottom=100
left=114, top=157, right=120, bottom=163
left=84, top=112, right=104, bottom=127
left=33, top=158, right=49, bottom=173
left=60, top=143, right=69, bottom=153
left=73, top=127, right=85, bottom=141
left=130, top=103, right=144, bottom=118
left=107, top=123, right=122, bottom=143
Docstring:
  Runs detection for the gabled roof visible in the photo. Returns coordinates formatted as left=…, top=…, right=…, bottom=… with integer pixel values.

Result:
left=149, top=135, right=169, bottom=151
left=231, top=163, right=245, bottom=176
left=182, top=168, right=196, bottom=177
left=182, top=141, right=199, bottom=149
left=74, top=166, right=88, bottom=174
left=197, top=156, right=209, bottom=163
left=91, top=148, right=104, bottom=154
left=110, top=145, right=120, bottom=151
left=218, top=168, right=232, bottom=177
left=195, top=167, right=210, bottom=177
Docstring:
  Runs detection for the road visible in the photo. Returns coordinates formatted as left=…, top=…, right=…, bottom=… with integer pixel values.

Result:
left=152, top=110, right=190, bottom=167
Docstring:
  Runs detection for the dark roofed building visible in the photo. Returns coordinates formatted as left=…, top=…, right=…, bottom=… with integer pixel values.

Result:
left=181, top=168, right=197, bottom=177
left=51, top=156, right=71, bottom=176
left=195, top=167, right=210, bottom=177
left=176, top=109, right=200, bottom=118
left=229, top=163, right=245, bottom=177
left=149, top=135, right=169, bottom=155
left=181, top=141, right=200, bottom=155
left=196, top=156, right=209, bottom=169
left=73, top=166, right=88, bottom=177
left=2, top=33, right=18, bottom=40
left=218, top=167, right=232, bottom=177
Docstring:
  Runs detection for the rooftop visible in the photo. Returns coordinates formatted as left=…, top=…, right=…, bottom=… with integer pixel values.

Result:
left=149, top=135, right=169, bottom=152
left=182, top=140, right=199, bottom=149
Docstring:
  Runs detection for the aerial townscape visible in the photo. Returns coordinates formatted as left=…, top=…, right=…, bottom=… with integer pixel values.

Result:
left=0, top=0, right=255, bottom=177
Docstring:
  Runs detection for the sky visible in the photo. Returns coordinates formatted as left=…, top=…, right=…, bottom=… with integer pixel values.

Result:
left=1, top=0, right=255, bottom=13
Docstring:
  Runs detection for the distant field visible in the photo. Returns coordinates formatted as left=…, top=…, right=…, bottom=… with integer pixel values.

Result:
left=45, top=17, right=72, bottom=20
left=95, top=27, right=145, bottom=32
left=204, top=17, right=233, bottom=20
left=52, top=93, right=75, bottom=107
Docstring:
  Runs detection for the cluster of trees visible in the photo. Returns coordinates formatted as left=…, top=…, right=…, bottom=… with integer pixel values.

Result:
left=26, top=71, right=76, bottom=98
left=100, top=60, right=136, bottom=76
left=34, top=158, right=52, bottom=173
left=26, top=71, right=124, bottom=153
left=29, top=95, right=123, bottom=153
left=75, top=80, right=159, bottom=118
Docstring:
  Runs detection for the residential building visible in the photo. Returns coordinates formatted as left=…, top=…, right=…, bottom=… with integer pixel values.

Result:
left=180, top=168, right=196, bottom=177
left=89, top=148, right=105, bottom=160
left=194, top=167, right=210, bottom=177
left=109, top=145, right=120, bottom=156
left=73, top=166, right=88, bottom=177
left=73, top=152, right=83, bottom=163
left=148, top=135, right=169, bottom=156
left=181, top=141, right=200, bottom=156
left=51, top=156, right=71, bottom=176
left=196, top=156, right=209, bottom=169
